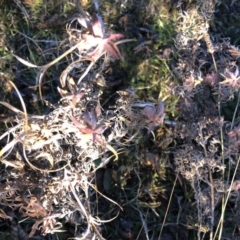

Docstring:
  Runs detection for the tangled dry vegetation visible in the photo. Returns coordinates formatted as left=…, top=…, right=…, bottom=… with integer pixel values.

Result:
left=1, top=0, right=240, bottom=239
left=0, top=1, right=165, bottom=239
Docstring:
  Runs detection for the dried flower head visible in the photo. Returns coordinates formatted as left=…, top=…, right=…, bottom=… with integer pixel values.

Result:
left=221, top=66, right=240, bottom=87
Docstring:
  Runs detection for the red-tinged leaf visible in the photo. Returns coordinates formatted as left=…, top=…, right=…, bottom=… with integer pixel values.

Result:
left=71, top=92, right=85, bottom=108
left=107, top=33, right=124, bottom=41
left=104, top=41, right=123, bottom=60
left=84, top=109, right=98, bottom=130
left=71, top=116, right=86, bottom=129
left=92, top=14, right=105, bottom=38
left=95, top=102, right=101, bottom=117
left=80, top=127, right=94, bottom=134
left=71, top=116, right=94, bottom=134
left=142, top=106, right=156, bottom=121
left=94, top=123, right=109, bottom=134
left=95, top=135, right=105, bottom=145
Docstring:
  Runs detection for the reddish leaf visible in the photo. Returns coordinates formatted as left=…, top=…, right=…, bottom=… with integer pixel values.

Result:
left=71, top=91, right=85, bottom=108
left=95, top=101, right=102, bottom=117
left=92, top=14, right=105, bottom=38
left=104, top=41, right=123, bottom=60
left=82, top=12, right=125, bottom=61
left=94, top=123, right=109, bottom=134
left=142, top=106, right=156, bottom=121
left=95, top=135, right=105, bottom=145
left=108, top=33, right=124, bottom=41
left=71, top=116, right=85, bottom=128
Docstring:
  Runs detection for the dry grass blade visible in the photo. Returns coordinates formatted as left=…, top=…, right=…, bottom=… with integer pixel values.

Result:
left=14, top=39, right=88, bottom=71
left=13, top=44, right=92, bottom=101
left=0, top=123, right=21, bottom=141
left=138, top=208, right=150, bottom=240
left=213, top=155, right=240, bottom=240
left=0, top=101, right=24, bottom=115
left=13, top=0, right=29, bottom=22
left=88, top=182, right=123, bottom=211
left=60, top=59, right=84, bottom=88
left=159, top=172, right=178, bottom=239
left=8, top=80, right=29, bottom=130
left=0, top=139, right=19, bottom=158
left=106, top=144, right=119, bottom=161
left=22, top=146, right=68, bottom=173
left=77, top=59, right=96, bottom=85
left=13, top=54, right=38, bottom=68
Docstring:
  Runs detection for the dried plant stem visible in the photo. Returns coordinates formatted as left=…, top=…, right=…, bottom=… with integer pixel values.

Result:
left=0, top=102, right=25, bottom=115
left=0, top=139, right=19, bottom=158
left=211, top=53, right=218, bottom=72
left=199, top=125, right=214, bottom=240
left=230, top=90, right=240, bottom=130
left=70, top=183, right=105, bottom=240
left=158, top=172, right=178, bottom=239
left=88, top=182, right=123, bottom=211
left=106, top=144, right=118, bottom=161
left=9, top=80, right=29, bottom=130
left=0, top=123, right=21, bottom=142
left=214, top=155, right=240, bottom=240
left=116, top=38, right=137, bottom=45
left=138, top=206, right=149, bottom=240
left=14, top=42, right=91, bottom=101
left=208, top=167, right=214, bottom=240
left=70, top=183, right=89, bottom=221
left=77, top=60, right=95, bottom=84
left=13, top=0, right=29, bottom=22
left=214, top=92, right=225, bottom=240
left=203, top=33, right=217, bottom=72
left=22, top=146, right=67, bottom=173
left=14, top=40, right=86, bottom=71
left=214, top=92, right=240, bottom=239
